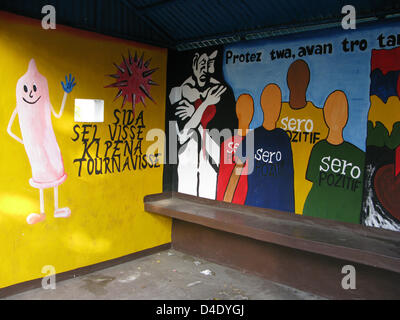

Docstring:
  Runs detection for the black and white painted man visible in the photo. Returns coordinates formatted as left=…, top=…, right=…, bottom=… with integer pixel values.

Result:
left=168, top=49, right=237, bottom=199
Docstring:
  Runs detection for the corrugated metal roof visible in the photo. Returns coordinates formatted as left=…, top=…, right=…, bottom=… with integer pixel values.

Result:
left=1, top=0, right=400, bottom=50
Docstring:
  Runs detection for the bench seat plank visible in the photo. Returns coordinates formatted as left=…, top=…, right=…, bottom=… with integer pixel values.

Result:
left=144, top=192, right=400, bottom=273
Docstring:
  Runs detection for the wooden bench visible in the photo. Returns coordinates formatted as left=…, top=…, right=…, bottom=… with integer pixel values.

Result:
left=144, top=192, right=400, bottom=299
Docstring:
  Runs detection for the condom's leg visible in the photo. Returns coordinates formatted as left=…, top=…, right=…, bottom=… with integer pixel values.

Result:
left=54, top=186, right=71, bottom=218
left=26, top=188, right=46, bottom=225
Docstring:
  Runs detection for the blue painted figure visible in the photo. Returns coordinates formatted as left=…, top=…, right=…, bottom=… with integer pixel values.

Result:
left=224, top=84, right=295, bottom=212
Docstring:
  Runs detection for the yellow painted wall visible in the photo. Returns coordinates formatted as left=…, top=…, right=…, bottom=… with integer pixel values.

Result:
left=0, top=12, right=171, bottom=289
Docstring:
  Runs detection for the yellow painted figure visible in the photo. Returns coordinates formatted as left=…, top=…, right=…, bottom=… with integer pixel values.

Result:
left=277, top=60, right=328, bottom=214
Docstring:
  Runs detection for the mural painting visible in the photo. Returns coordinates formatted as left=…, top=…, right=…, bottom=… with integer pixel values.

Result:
left=0, top=12, right=169, bottom=289
left=70, top=50, right=162, bottom=178
left=7, top=59, right=76, bottom=225
left=105, top=50, right=159, bottom=114
left=166, top=48, right=237, bottom=199
left=164, top=20, right=400, bottom=231
left=361, top=46, right=400, bottom=231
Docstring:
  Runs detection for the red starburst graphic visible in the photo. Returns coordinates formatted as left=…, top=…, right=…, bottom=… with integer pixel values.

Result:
left=105, top=50, right=158, bottom=114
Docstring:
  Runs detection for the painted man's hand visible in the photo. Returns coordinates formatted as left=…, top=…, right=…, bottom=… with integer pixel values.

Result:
left=175, top=99, right=195, bottom=121
left=204, top=84, right=226, bottom=106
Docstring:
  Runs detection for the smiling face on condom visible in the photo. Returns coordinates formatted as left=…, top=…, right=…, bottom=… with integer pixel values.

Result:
left=22, top=83, right=41, bottom=104
left=17, top=59, right=49, bottom=107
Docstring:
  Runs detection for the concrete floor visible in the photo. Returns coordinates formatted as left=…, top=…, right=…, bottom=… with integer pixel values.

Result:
left=3, top=249, right=325, bottom=300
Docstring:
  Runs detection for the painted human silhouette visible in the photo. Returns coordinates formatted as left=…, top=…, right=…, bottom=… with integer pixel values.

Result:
left=224, top=84, right=294, bottom=212
left=277, top=59, right=328, bottom=214
left=216, top=93, right=254, bottom=204
left=7, top=59, right=76, bottom=225
left=303, top=90, right=364, bottom=223
left=287, top=59, right=310, bottom=109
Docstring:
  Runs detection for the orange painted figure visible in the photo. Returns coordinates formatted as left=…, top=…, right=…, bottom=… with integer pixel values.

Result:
left=303, top=91, right=365, bottom=223
left=216, top=93, right=254, bottom=204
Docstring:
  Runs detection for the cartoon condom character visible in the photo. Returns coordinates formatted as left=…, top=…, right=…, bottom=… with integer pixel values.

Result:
left=7, top=59, right=76, bottom=225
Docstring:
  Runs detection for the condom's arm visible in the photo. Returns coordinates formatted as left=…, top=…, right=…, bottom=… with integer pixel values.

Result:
left=7, top=108, right=24, bottom=145
left=52, top=74, right=76, bottom=119
left=51, top=92, right=68, bottom=119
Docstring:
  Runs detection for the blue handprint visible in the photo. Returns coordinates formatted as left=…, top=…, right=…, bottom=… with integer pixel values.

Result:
left=61, top=74, right=77, bottom=93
